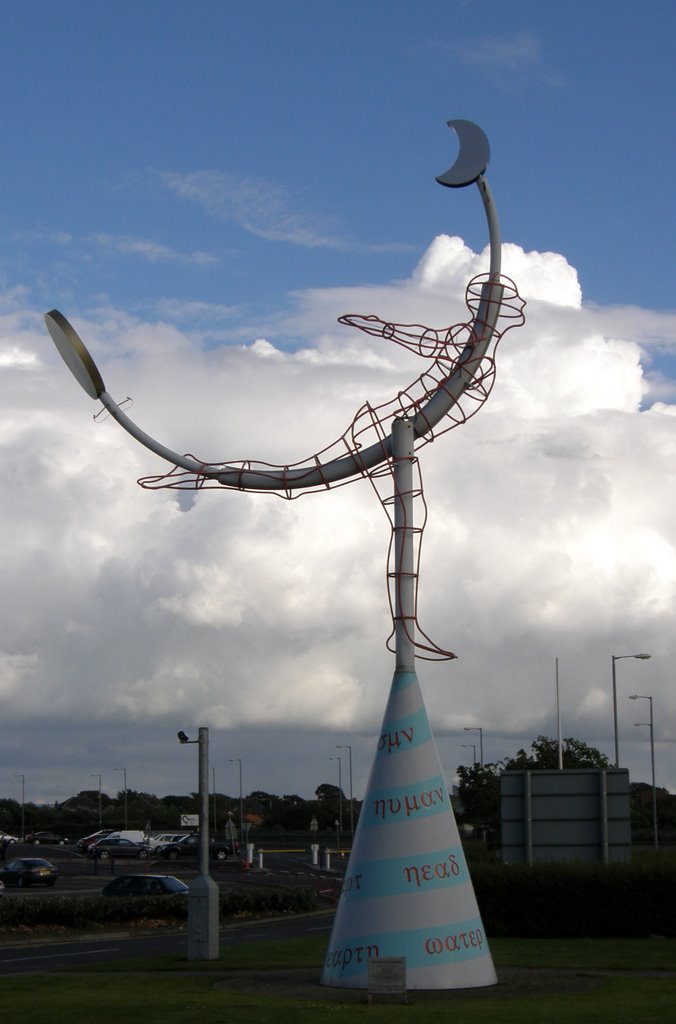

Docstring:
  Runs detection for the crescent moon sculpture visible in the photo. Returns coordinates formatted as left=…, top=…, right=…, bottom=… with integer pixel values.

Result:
left=436, top=118, right=490, bottom=187
left=46, top=119, right=526, bottom=990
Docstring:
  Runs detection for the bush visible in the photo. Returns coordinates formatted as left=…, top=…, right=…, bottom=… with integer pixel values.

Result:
left=473, top=862, right=676, bottom=937
left=0, top=885, right=318, bottom=932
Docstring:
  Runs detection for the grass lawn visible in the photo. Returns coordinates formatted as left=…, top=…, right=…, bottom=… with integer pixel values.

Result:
left=2, top=935, right=676, bottom=1024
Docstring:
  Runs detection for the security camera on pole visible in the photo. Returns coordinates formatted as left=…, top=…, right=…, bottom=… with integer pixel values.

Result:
left=178, top=728, right=219, bottom=960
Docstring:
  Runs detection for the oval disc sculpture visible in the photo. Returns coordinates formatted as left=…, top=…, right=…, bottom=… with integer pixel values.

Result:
left=46, top=119, right=525, bottom=991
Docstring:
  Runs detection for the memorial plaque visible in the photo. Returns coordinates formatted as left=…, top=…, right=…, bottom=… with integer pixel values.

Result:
left=368, top=957, right=407, bottom=1003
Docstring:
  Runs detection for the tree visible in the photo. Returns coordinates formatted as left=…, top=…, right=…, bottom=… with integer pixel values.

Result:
left=455, top=762, right=501, bottom=842
left=456, top=734, right=613, bottom=846
left=314, top=783, right=346, bottom=829
left=504, top=735, right=611, bottom=771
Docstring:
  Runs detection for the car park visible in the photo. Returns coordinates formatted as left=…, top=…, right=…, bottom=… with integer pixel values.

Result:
left=87, top=837, right=149, bottom=860
left=25, top=831, right=69, bottom=845
left=76, top=829, right=115, bottom=852
left=101, top=874, right=189, bottom=896
left=0, top=858, right=58, bottom=887
left=147, top=832, right=187, bottom=850
left=156, top=833, right=236, bottom=861
left=106, top=830, right=147, bottom=845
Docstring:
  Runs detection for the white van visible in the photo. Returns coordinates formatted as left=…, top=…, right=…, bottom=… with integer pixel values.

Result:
left=106, top=830, right=148, bottom=845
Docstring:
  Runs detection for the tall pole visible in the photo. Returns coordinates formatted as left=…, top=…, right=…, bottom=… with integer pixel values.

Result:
left=197, top=728, right=210, bottom=877
left=336, top=744, right=353, bottom=839
left=14, top=774, right=25, bottom=841
left=329, top=756, right=343, bottom=836
left=229, top=758, right=243, bottom=850
left=555, top=658, right=563, bottom=769
left=115, top=767, right=128, bottom=829
left=464, top=727, right=484, bottom=767
left=393, top=418, right=416, bottom=670
left=612, top=654, right=651, bottom=766
left=461, top=743, right=477, bottom=764
left=178, top=728, right=219, bottom=959
left=92, top=773, right=102, bottom=828
left=630, top=694, right=658, bottom=850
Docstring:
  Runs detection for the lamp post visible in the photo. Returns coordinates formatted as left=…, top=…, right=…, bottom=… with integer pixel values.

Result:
left=229, top=758, right=244, bottom=851
left=114, top=767, right=128, bottom=829
left=178, top=728, right=219, bottom=959
left=629, top=694, right=658, bottom=849
left=461, top=743, right=477, bottom=765
left=463, top=727, right=484, bottom=767
left=14, top=774, right=25, bottom=841
left=611, top=653, right=651, bottom=767
left=92, top=773, right=102, bottom=829
left=329, top=755, right=343, bottom=838
left=336, top=744, right=354, bottom=839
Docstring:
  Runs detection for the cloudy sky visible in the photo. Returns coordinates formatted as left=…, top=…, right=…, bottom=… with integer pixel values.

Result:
left=1, top=1, right=675, bottom=812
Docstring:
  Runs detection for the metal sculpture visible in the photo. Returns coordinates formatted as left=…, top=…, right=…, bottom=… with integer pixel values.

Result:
left=46, top=119, right=525, bottom=989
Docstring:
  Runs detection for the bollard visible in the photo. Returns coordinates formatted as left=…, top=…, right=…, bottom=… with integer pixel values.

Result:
left=323, top=847, right=331, bottom=871
left=257, top=848, right=264, bottom=869
left=311, top=843, right=319, bottom=866
left=246, top=842, right=254, bottom=867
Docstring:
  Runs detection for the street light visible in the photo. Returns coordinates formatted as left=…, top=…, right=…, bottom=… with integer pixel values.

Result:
left=92, top=773, right=102, bottom=829
left=611, top=653, right=651, bottom=767
left=177, top=728, right=219, bottom=960
left=329, top=755, right=343, bottom=839
left=14, top=774, right=25, bottom=841
left=114, top=767, right=128, bottom=829
left=336, top=744, right=354, bottom=839
left=629, top=694, right=658, bottom=849
left=229, top=758, right=244, bottom=851
left=463, top=727, right=484, bottom=767
left=461, top=743, right=477, bottom=765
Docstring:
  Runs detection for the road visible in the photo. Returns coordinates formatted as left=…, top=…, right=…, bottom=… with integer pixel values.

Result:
left=0, top=843, right=340, bottom=975
left=0, top=910, right=334, bottom=975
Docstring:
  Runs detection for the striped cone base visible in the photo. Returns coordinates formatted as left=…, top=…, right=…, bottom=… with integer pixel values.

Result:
left=320, top=668, right=496, bottom=990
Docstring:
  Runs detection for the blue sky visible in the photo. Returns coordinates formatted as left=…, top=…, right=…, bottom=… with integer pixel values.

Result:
left=1, top=1, right=675, bottom=810
left=2, top=0, right=673, bottom=325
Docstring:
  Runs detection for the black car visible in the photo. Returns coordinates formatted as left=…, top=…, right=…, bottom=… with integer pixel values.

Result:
left=156, top=834, right=236, bottom=861
left=88, top=837, right=149, bottom=860
left=0, top=857, right=58, bottom=887
left=102, top=874, right=188, bottom=897
left=25, top=831, right=69, bottom=845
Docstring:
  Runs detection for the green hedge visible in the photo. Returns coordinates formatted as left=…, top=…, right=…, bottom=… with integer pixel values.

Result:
left=473, top=862, right=676, bottom=937
left=0, top=885, right=318, bottom=931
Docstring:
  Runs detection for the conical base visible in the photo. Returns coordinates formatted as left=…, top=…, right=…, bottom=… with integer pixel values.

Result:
left=321, top=668, right=496, bottom=990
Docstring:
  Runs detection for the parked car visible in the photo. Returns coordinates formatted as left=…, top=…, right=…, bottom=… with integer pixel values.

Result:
left=0, top=879, right=4, bottom=894
left=0, top=858, right=58, bottom=887
left=76, top=829, right=115, bottom=852
left=147, top=833, right=187, bottom=850
left=88, top=837, right=149, bottom=860
left=101, top=874, right=189, bottom=897
left=25, top=831, right=69, bottom=846
left=156, top=833, right=236, bottom=861
left=0, top=830, right=19, bottom=845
